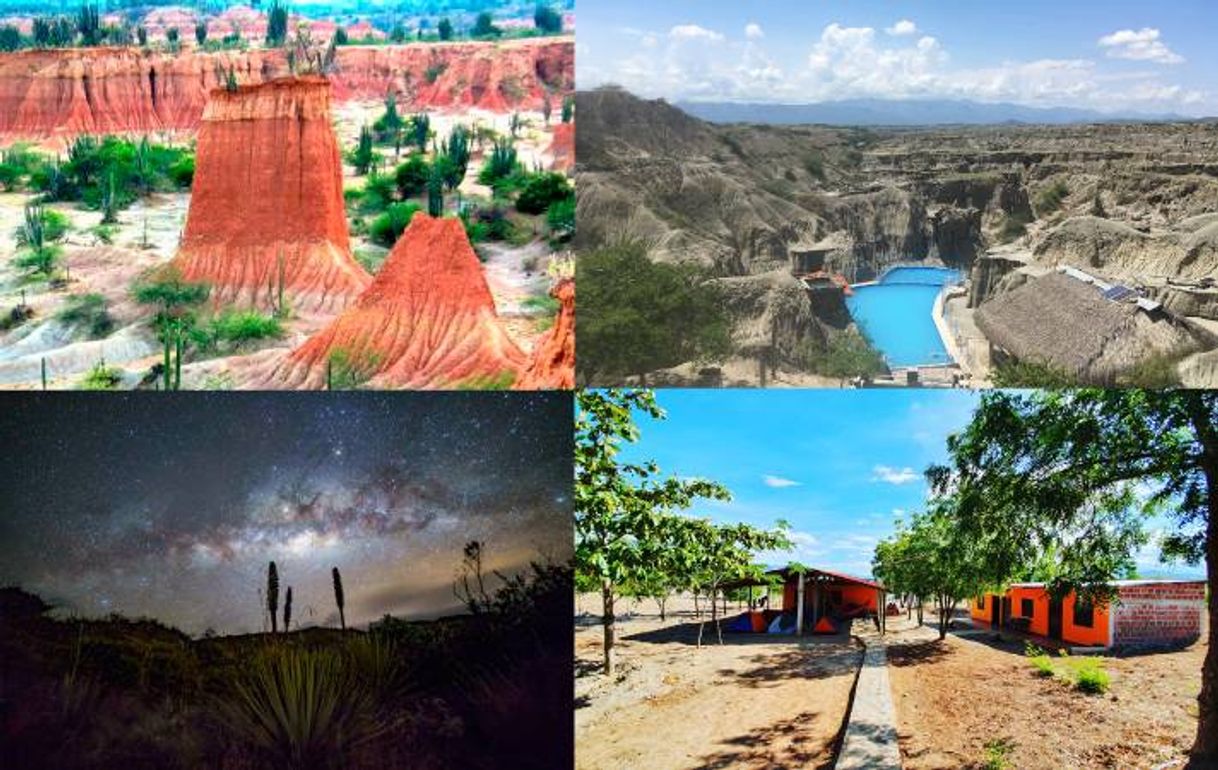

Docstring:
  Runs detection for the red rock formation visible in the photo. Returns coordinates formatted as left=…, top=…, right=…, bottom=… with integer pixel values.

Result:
left=548, top=121, right=574, bottom=172
left=514, top=278, right=574, bottom=390
left=272, top=212, right=527, bottom=389
left=0, top=39, right=573, bottom=141
left=170, top=77, right=370, bottom=312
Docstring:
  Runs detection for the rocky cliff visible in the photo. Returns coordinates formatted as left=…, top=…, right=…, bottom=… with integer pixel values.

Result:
left=0, top=39, right=573, bottom=140
left=170, top=77, right=371, bottom=312
left=272, top=212, right=526, bottom=389
left=514, top=278, right=574, bottom=390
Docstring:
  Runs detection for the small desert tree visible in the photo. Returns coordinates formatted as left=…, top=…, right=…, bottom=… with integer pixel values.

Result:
left=266, top=0, right=288, bottom=47
left=332, top=566, right=346, bottom=630
left=575, top=389, right=732, bottom=675
left=194, top=21, right=207, bottom=46
left=684, top=518, right=790, bottom=646
left=266, top=561, right=279, bottom=634
left=926, top=389, right=1218, bottom=762
left=437, top=17, right=453, bottom=41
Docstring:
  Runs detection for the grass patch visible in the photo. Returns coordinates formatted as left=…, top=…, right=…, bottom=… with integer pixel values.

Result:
left=354, top=245, right=390, bottom=274
left=1024, top=644, right=1110, bottom=694
left=998, top=211, right=1032, bottom=244
left=80, top=360, right=122, bottom=390
left=1035, top=180, right=1070, bottom=217
left=453, top=370, right=516, bottom=390
left=56, top=293, right=114, bottom=340
left=982, top=738, right=1015, bottom=770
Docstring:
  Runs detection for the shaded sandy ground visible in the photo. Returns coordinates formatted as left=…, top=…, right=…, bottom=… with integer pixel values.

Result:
left=885, top=615, right=1206, bottom=769
left=576, top=596, right=863, bottom=770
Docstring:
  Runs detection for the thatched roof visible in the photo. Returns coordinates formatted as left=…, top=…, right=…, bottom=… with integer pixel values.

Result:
left=975, top=271, right=1198, bottom=382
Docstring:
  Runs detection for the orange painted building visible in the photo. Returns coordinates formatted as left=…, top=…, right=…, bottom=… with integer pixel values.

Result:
left=970, top=580, right=1205, bottom=649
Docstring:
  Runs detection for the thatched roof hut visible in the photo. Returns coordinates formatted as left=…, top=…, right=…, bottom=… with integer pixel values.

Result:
left=975, top=271, right=1199, bottom=383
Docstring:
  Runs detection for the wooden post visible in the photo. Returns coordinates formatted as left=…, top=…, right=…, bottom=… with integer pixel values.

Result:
left=796, top=573, right=805, bottom=635
left=811, top=580, right=821, bottom=630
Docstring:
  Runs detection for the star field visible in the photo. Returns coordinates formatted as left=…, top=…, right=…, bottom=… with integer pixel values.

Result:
left=0, top=392, right=573, bottom=635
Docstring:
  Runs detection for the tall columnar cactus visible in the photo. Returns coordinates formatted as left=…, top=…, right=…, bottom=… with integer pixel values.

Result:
left=267, top=561, right=279, bottom=634
left=332, top=567, right=345, bottom=630
left=40, top=357, right=47, bottom=390
left=427, top=164, right=444, bottom=217
left=283, top=586, right=292, bottom=633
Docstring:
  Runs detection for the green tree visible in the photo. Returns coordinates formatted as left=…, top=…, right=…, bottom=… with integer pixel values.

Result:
left=561, top=95, right=574, bottom=123
left=685, top=518, right=790, bottom=646
left=574, top=389, right=731, bottom=674
left=533, top=4, right=562, bottom=34
left=76, top=3, right=100, bottom=46
left=332, top=566, right=345, bottom=630
left=0, top=26, right=22, bottom=51
left=266, top=0, right=288, bottom=47
left=925, top=389, right=1218, bottom=762
left=267, top=561, right=279, bottom=634
left=334, top=26, right=347, bottom=45
left=166, top=27, right=179, bottom=48
left=577, top=242, right=733, bottom=384
left=194, top=21, right=207, bottom=46
left=409, top=113, right=430, bottom=152
left=471, top=12, right=499, bottom=38
left=352, top=125, right=375, bottom=175
left=426, top=162, right=444, bottom=216
left=394, top=155, right=429, bottom=198
left=437, top=17, right=453, bottom=41
left=873, top=506, right=986, bottom=639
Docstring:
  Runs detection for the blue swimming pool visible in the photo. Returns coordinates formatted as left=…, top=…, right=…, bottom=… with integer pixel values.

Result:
left=845, top=266, right=960, bottom=368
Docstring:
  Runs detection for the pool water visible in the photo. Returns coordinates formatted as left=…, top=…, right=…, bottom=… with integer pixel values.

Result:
left=845, top=266, right=960, bottom=368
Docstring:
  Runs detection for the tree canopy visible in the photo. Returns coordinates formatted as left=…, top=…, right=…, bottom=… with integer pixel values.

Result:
left=576, top=242, right=733, bottom=385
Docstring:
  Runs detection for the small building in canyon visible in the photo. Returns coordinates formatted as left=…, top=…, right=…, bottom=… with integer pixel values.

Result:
left=969, top=579, right=1206, bottom=650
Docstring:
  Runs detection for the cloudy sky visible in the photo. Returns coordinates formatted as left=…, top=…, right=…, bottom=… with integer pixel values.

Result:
left=0, top=393, right=572, bottom=635
left=616, top=390, right=1203, bottom=581
left=577, top=0, right=1217, bottom=116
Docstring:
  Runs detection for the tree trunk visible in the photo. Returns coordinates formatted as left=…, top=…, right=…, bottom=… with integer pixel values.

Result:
left=1190, top=446, right=1218, bottom=761
left=602, top=580, right=616, bottom=676
left=656, top=596, right=667, bottom=622
left=712, top=589, right=722, bottom=645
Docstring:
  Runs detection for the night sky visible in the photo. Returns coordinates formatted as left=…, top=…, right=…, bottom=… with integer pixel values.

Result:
left=0, top=393, right=572, bottom=635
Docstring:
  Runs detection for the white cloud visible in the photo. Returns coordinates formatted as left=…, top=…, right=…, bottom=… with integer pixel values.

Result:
left=885, top=19, right=917, bottom=37
left=669, top=23, right=724, bottom=42
left=579, top=20, right=1208, bottom=115
left=872, top=465, right=919, bottom=485
left=763, top=474, right=801, bottom=488
left=1099, top=28, right=1183, bottom=65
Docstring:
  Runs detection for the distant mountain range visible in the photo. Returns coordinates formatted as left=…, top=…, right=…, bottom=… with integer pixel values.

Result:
left=674, top=98, right=1204, bottom=127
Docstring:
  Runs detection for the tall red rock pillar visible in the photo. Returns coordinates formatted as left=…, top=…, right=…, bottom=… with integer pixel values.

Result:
left=170, top=76, right=370, bottom=312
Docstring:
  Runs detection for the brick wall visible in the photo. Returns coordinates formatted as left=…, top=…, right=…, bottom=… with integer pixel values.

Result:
left=1113, top=583, right=1205, bottom=647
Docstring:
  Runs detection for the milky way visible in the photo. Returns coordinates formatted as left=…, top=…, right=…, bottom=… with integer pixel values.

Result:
left=0, top=392, right=572, bottom=635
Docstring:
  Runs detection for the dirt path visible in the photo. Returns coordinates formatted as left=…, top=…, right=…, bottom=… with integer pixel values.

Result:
left=576, top=607, right=862, bottom=770
left=886, top=621, right=1205, bottom=769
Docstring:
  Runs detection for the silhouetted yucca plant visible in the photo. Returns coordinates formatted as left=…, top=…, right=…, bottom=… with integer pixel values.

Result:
left=216, top=647, right=381, bottom=770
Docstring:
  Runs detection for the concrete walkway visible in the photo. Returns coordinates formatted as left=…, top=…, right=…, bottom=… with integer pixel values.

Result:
left=834, top=636, right=903, bottom=770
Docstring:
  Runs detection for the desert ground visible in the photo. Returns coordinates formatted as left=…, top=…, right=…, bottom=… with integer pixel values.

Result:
left=886, top=613, right=1205, bottom=769
left=576, top=595, right=1207, bottom=770
left=575, top=595, right=863, bottom=770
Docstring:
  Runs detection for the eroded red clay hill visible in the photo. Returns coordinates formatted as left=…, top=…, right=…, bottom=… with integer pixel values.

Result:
left=514, top=278, right=574, bottom=389
left=0, top=39, right=573, bottom=140
left=170, top=77, right=370, bottom=312
left=272, top=212, right=527, bottom=389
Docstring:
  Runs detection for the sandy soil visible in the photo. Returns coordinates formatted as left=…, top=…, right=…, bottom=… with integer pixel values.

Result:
left=886, top=619, right=1205, bottom=769
left=576, top=596, right=863, bottom=770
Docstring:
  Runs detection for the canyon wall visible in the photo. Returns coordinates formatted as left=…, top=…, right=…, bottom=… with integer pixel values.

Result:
left=272, top=212, right=527, bottom=390
left=170, top=77, right=370, bottom=312
left=514, top=278, right=574, bottom=390
left=0, top=39, right=573, bottom=141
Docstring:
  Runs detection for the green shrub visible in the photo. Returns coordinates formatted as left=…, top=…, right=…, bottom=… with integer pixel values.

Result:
left=57, top=293, right=114, bottom=339
left=80, top=360, right=122, bottom=390
left=477, top=139, right=520, bottom=188
left=359, top=171, right=397, bottom=213
left=368, top=202, right=422, bottom=247
left=327, top=348, right=381, bottom=389
left=546, top=195, right=574, bottom=239
left=394, top=155, right=429, bottom=198
left=982, top=738, right=1014, bottom=770
left=210, top=311, right=283, bottom=345
left=1035, top=180, right=1069, bottom=216
left=998, top=211, right=1031, bottom=243
left=454, top=370, right=516, bottom=390
left=515, top=172, right=572, bottom=214
left=1073, top=659, right=1110, bottom=694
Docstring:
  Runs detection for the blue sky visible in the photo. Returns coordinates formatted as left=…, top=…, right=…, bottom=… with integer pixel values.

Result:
left=576, top=0, right=1218, bottom=116
left=616, top=389, right=1203, bottom=580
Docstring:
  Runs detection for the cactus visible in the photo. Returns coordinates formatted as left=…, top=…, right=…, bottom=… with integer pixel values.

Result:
left=427, top=163, right=444, bottom=216
left=283, top=586, right=292, bottom=632
left=267, top=562, right=279, bottom=634
left=332, top=567, right=345, bottom=630
left=100, top=170, right=118, bottom=224
left=40, top=357, right=47, bottom=390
